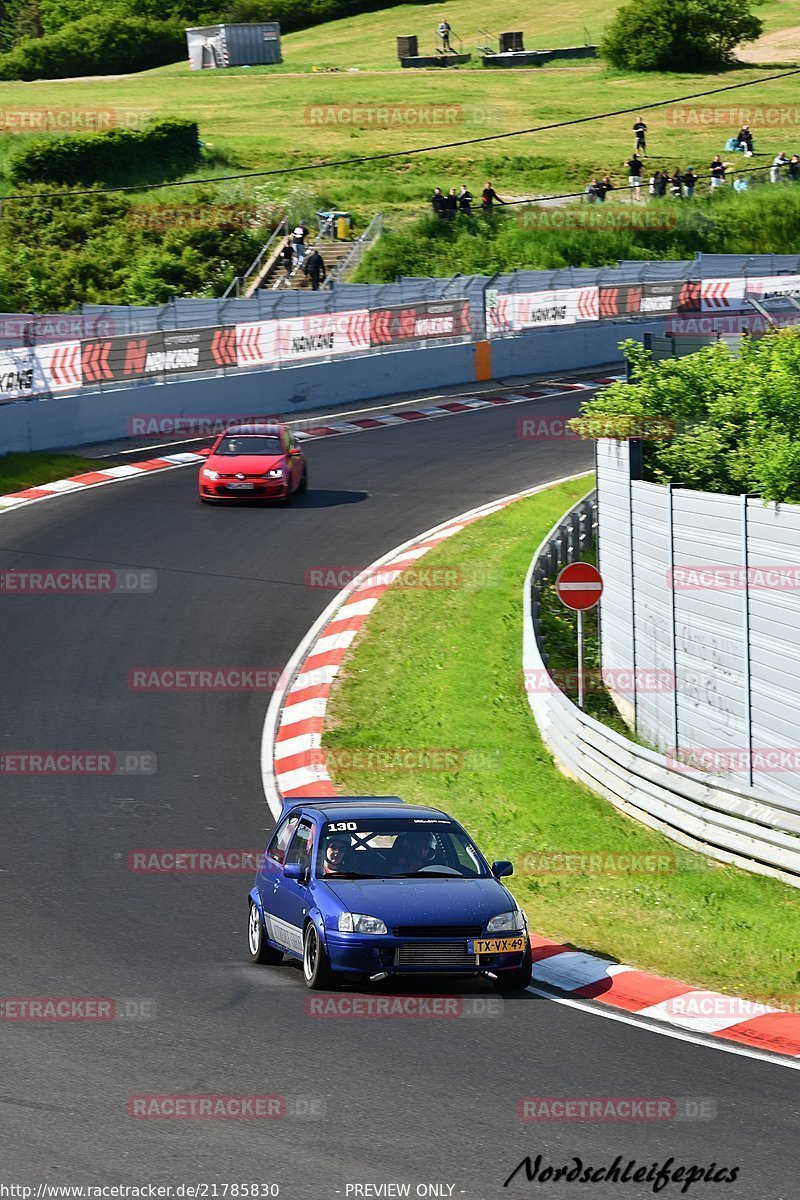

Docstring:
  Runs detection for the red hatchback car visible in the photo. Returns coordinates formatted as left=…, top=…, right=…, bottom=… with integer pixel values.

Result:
left=198, top=423, right=308, bottom=504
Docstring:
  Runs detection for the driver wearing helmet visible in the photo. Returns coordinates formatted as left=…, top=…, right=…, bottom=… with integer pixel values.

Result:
left=394, top=830, right=438, bottom=874
left=322, top=834, right=352, bottom=875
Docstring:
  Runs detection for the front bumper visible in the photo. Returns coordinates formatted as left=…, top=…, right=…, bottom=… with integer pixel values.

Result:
left=199, top=479, right=290, bottom=501
left=324, top=932, right=528, bottom=978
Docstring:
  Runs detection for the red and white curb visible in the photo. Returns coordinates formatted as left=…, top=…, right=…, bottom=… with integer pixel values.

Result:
left=0, top=452, right=204, bottom=514
left=0, top=374, right=622, bottom=516
left=261, top=476, right=800, bottom=1064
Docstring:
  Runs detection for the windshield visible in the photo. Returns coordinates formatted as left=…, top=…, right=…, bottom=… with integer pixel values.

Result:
left=215, top=435, right=283, bottom=456
left=316, top=817, right=488, bottom=879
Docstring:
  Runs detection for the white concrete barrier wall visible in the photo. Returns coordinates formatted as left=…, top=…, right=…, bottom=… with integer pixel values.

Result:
left=524, top=493, right=800, bottom=888
left=0, top=320, right=669, bottom=453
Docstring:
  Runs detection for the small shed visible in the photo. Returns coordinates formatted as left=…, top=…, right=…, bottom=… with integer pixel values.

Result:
left=186, top=23, right=282, bottom=70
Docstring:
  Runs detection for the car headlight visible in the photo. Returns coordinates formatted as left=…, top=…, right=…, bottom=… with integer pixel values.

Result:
left=338, top=912, right=387, bottom=935
left=202, top=469, right=219, bottom=480
left=487, top=909, right=526, bottom=933
left=266, top=468, right=284, bottom=478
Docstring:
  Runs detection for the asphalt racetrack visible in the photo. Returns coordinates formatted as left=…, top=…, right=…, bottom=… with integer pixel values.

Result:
left=1, top=387, right=796, bottom=1199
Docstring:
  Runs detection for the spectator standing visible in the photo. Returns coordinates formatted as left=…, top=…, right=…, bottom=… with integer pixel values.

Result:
left=710, top=155, right=727, bottom=188
left=458, top=184, right=473, bottom=213
left=438, top=18, right=452, bottom=51
left=481, top=181, right=505, bottom=210
left=669, top=168, right=683, bottom=198
left=280, top=238, right=294, bottom=279
left=431, top=187, right=446, bottom=217
left=626, top=153, right=643, bottom=201
left=789, top=155, right=800, bottom=182
left=302, top=248, right=326, bottom=291
left=682, top=166, right=698, bottom=198
left=292, top=222, right=308, bottom=266
left=648, top=169, right=660, bottom=197
left=585, top=177, right=601, bottom=202
left=770, top=152, right=790, bottom=183
left=633, top=116, right=647, bottom=154
left=444, top=187, right=458, bottom=219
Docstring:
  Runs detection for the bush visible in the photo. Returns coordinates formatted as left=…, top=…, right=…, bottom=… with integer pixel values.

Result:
left=571, top=333, right=800, bottom=503
left=0, top=13, right=185, bottom=80
left=354, top=188, right=800, bottom=282
left=600, top=0, right=762, bottom=72
left=8, top=118, right=200, bottom=186
left=0, top=184, right=267, bottom=308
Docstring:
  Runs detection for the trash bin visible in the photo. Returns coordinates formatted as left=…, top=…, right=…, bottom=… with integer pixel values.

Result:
left=316, top=210, right=352, bottom=239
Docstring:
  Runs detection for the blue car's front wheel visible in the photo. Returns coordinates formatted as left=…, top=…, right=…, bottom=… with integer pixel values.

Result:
left=248, top=902, right=283, bottom=965
left=302, top=923, right=337, bottom=990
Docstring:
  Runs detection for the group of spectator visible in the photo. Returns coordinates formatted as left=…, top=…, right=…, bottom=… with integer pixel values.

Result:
left=615, top=117, right=800, bottom=200
left=431, top=181, right=506, bottom=218
left=278, top=221, right=327, bottom=290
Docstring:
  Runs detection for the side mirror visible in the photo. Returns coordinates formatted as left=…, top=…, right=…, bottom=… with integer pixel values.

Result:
left=491, top=860, right=513, bottom=879
left=198, top=447, right=213, bottom=457
left=288, top=447, right=301, bottom=458
left=284, top=862, right=306, bottom=881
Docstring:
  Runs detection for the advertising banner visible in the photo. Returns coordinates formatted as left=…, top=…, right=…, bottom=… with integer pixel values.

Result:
left=369, top=300, right=471, bottom=346
left=486, top=287, right=598, bottom=334
left=80, top=327, right=237, bottom=384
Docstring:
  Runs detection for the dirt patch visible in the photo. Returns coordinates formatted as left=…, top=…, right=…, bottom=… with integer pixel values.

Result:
left=737, top=24, right=800, bottom=64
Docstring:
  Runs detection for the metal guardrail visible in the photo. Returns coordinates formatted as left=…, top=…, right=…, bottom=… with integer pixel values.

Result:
left=524, top=492, right=800, bottom=888
left=222, top=216, right=288, bottom=299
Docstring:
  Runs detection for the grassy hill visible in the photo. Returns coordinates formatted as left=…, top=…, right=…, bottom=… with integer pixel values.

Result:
left=0, top=0, right=797, bottom=303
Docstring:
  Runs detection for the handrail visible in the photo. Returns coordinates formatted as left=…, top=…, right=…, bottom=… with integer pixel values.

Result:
left=322, top=213, right=383, bottom=290
left=222, top=215, right=288, bottom=299
left=271, top=212, right=339, bottom=291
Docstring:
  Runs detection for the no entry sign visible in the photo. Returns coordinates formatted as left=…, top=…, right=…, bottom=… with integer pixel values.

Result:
left=555, top=563, right=603, bottom=611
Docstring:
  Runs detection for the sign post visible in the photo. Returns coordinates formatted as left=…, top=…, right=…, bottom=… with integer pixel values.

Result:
left=554, top=562, right=604, bottom=709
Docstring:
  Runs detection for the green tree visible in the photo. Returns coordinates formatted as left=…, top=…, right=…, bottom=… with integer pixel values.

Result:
left=571, top=332, right=800, bottom=502
left=600, top=0, right=763, bottom=72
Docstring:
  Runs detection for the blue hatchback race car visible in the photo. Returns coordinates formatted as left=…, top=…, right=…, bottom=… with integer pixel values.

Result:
left=247, top=796, right=532, bottom=990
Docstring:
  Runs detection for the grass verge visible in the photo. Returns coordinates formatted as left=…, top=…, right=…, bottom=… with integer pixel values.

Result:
left=324, top=475, right=800, bottom=998
left=0, top=451, right=100, bottom=492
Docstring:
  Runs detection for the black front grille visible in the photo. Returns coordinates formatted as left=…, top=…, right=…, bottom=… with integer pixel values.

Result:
left=393, top=925, right=482, bottom=938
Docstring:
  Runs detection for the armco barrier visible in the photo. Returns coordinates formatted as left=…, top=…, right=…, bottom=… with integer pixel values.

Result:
left=524, top=494, right=800, bottom=888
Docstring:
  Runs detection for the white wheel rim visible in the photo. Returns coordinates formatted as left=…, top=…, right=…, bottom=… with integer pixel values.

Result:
left=248, top=905, right=261, bottom=955
left=303, top=928, right=316, bottom=980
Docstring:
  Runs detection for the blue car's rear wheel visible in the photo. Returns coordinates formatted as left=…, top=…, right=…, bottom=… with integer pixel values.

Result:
left=248, top=902, right=283, bottom=965
left=302, top=923, right=337, bottom=990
